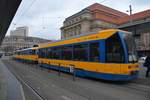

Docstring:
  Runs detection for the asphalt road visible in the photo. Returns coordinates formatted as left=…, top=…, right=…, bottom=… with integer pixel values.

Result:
left=2, top=58, right=150, bottom=100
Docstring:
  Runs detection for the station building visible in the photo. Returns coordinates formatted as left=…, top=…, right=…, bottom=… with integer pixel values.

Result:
left=0, top=26, right=51, bottom=53
left=10, top=26, right=29, bottom=37
left=60, top=3, right=150, bottom=56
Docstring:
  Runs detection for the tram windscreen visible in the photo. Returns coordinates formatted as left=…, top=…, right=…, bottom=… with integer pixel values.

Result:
left=106, top=34, right=125, bottom=63
left=123, top=33, right=138, bottom=63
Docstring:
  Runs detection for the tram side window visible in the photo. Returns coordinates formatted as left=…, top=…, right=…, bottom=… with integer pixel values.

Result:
left=39, top=49, right=45, bottom=58
left=20, top=51, right=23, bottom=55
left=90, top=43, right=100, bottom=62
left=32, top=50, right=36, bottom=55
left=52, top=48, right=60, bottom=59
left=41, top=49, right=45, bottom=58
left=39, top=49, right=42, bottom=58
left=24, top=50, right=27, bottom=55
left=106, top=34, right=124, bottom=63
left=18, top=52, right=20, bottom=55
left=73, top=44, right=88, bottom=61
left=47, top=48, right=52, bottom=59
left=44, top=48, right=48, bottom=58
left=22, top=51, right=25, bottom=55
left=29, top=50, right=32, bottom=55
left=38, top=49, right=42, bottom=58
left=62, top=46, right=72, bottom=60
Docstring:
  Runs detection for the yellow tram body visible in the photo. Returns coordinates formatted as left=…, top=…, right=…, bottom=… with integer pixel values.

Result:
left=13, top=29, right=139, bottom=81
left=13, top=47, right=38, bottom=63
left=38, top=29, right=139, bottom=81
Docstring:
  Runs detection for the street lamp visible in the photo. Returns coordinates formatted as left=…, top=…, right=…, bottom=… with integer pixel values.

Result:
left=126, top=5, right=133, bottom=24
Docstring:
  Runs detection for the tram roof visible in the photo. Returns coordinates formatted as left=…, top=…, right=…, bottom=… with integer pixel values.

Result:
left=39, top=29, right=128, bottom=48
left=15, top=47, right=38, bottom=52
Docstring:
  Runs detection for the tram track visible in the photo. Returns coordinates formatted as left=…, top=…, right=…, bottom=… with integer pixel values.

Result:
left=125, top=83, right=150, bottom=93
left=2, top=60, right=47, bottom=100
left=2, top=59, right=150, bottom=100
left=5, top=59, right=150, bottom=94
left=3, top=59, right=90, bottom=100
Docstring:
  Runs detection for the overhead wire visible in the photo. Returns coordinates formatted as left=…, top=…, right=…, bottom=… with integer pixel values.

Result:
left=99, top=0, right=108, bottom=3
left=15, top=0, right=37, bottom=24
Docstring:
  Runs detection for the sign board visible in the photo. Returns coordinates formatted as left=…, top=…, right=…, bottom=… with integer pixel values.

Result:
left=69, top=65, right=75, bottom=73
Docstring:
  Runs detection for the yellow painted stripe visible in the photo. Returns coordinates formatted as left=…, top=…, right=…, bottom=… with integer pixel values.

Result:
left=39, top=29, right=118, bottom=48
left=38, top=58, right=139, bottom=75
left=14, top=55, right=38, bottom=61
left=15, top=47, right=38, bottom=52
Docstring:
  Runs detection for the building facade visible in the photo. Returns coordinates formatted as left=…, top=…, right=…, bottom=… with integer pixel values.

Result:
left=118, top=10, right=150, bottom=56
left=10, top=26, right=29, bottom=37
left=0, top=36, right=51, bottom=53
left=60, top=3, right=150, bottom=56
left=0, top=26, right=51, bottom=53
left=60, top=3, right=128, bottom=39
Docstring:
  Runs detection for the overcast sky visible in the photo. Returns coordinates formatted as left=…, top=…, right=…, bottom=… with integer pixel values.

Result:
left=7, top=0, right=150, bottom=40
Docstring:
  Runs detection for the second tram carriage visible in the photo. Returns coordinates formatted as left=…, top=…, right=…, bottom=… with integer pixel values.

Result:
left=13, top=47, right=38, bottom=64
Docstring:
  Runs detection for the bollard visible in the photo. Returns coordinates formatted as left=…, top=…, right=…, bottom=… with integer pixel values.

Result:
left=41, top=66, right=43, bottom=70
left=39, top=61, right=43, bottom=70
left=69, top=64, right=76, bottom=81
left=48, top=62, right=51, bottom=73
left=73, top=68, right=76, bottom=81
left=36, top=62, right=39, bottom=69
left=40, top=63, right=43, bottom=70
left=58, top=63, right=61, bottom=76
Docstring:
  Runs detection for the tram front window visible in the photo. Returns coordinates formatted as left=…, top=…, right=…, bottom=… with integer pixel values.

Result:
left=106, top=34, right=125, bottom=63
left=123, top=33, right=138, bottom=63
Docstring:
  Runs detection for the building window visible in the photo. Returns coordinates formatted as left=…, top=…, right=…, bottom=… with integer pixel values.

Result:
left=74, top=28, right=77, bottom=35
left=75, top=18, right=78, bottom=22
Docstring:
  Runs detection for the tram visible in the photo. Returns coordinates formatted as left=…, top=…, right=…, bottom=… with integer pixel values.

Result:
left=38, top=29, right=139, bottom=81
left=13, top=47, right=38, bottom=64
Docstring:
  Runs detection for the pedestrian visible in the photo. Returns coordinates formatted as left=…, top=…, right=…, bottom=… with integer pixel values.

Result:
left=144, top=55, right=150, bottom=77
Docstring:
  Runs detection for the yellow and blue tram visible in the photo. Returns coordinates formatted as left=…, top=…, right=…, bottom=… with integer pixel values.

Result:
left=38, top=29, right=139, bottom=81
left=13, top=47, right=38, bottom=64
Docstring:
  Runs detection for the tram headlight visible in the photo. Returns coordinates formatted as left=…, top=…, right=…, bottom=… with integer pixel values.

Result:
left=128, top=66, right=131, bottom=69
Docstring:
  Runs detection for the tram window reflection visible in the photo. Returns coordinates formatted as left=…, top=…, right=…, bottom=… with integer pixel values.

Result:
left=90, top=43, right=100, bottom=62
left=73, top=44, right=88, bottom=61
left=62, top=46, right=72, bottom=60
left=106, top=34, right=124, bottom=63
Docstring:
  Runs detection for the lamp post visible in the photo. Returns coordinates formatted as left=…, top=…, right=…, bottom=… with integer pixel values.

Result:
left=127, top=5, right=133, bottom=24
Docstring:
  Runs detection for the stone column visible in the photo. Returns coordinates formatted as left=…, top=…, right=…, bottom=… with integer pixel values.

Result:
left=81, top=20, right=90, bottom=34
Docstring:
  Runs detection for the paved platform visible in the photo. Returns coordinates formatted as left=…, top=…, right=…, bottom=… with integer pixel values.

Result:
left=0, top=60, right=25, bottom=100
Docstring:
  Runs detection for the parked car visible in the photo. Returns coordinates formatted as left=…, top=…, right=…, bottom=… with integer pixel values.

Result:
left=138, top=56, right=147, bottom=67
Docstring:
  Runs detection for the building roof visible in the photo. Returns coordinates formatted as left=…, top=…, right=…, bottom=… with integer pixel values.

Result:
left=118, top=9, right=150, bottom=24
left=87, top=3, right=128, bottom=18
left=87, top=3, right=150, bottom=25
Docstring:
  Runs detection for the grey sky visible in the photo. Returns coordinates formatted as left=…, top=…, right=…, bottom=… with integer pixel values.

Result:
left=7, top=0, right=150, bottom=40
